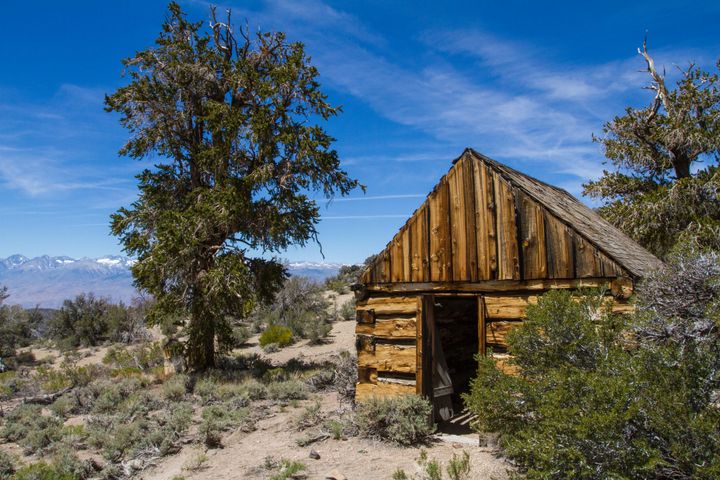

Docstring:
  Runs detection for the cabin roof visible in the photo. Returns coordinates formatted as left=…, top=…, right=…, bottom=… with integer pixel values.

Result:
left=361, top=148, right=662, bottom=284
left=464, top=149, right=662, bottom=278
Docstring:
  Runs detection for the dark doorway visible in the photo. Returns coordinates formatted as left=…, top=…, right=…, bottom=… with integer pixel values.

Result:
left=430, top=296, right=479, bottom=422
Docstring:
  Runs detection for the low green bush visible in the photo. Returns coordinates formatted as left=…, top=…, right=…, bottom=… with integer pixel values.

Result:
left=259, top=325, right=293, bottom=348
left=163, top=374, right=189, bottom=401
left=269, top=459, right=307, bottom=480
left=338, top=299, right=355, bottom=321
left=33, top=362, right=102, bottom=393
left=446, top=451, right=471, bottom=480
left=91, top=378, right=147, bottom=414
left=102, top=342, right=163, bottom=371
left=13, top=462, right=77, bottom=480
left=1, top=404, right=64, bottom=455
left=240, top=378, right=268, bottom=400
left=0, top=450, right=15, bottom=480
left=464, top=253, right=720, bottom=480
left=267, top=380, right=308, bottom=401
left=199, top=404, right=254, bottom=447
left=231, top=325, right=251, bottom=347
left=354, top=395, right=434, bottom=446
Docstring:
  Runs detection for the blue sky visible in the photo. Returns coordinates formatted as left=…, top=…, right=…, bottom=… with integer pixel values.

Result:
left=0, top=1, right=718, bottom=264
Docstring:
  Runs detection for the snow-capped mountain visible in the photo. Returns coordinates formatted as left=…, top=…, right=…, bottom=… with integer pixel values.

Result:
left=0, top=255, right=343, bottom=308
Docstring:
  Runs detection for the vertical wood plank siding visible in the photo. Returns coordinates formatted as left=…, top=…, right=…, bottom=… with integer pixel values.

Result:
left=360, top=153, right=627, bottom=285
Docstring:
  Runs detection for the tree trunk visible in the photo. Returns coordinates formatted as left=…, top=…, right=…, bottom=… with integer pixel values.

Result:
left=187, top=299, right=216, bottom=371
left=673, top=155, right=691, bottom=179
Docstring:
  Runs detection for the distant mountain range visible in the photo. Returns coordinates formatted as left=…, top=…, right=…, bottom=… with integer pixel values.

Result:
left=0, top=255, right=344, bottom=308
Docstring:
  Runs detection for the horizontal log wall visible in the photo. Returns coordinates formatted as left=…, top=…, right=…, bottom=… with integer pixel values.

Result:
left=355, top=295, right=420, bottom=400
left=354, top=291, right=634, bottom=402
left=361, top=154, right=628, bottom=285
left=482, top=293, right=633, bottom=353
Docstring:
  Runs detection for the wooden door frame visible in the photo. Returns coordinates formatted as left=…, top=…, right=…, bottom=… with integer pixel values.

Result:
left=419, top=293, right=485, bottom=422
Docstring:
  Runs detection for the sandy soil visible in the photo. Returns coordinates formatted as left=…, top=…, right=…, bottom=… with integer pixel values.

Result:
left=140, top=297, right=512, bottom=480
left=6, top=291, right=511, bottom=479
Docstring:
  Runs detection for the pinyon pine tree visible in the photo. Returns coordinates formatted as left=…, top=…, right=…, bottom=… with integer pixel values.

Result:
left=106, top=3, right=361, bottom=370
left=585, top=40, right=720, bottom=257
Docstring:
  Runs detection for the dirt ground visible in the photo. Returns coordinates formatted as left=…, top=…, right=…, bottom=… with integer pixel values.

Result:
left=140, top=292, right=511, bottom=480
left=4, top=291, right=512, bottom=479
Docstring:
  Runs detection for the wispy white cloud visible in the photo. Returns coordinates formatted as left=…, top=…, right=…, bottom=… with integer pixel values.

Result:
left=321, top=214, right=409, bottom=220
left=329, top=194, right=426, bottom=202
left=0, top=83, right=136, bottom=198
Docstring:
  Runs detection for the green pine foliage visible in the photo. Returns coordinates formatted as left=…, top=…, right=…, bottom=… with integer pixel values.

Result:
left=48, top=294, right=149, bottom=349
left=584, top=43, right=720, bottom=258
left=0, top=286, right=40, bottom=361
left=105, top=2, right=361, bottom=370
left=463, top=252, right=720, bottom=479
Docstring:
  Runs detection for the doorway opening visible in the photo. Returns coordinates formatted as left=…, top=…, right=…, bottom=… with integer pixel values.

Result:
left=430, top=296, right=479, bottom=423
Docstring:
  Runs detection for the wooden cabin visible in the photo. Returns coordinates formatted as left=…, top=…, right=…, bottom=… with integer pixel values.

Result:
left=353, top=148, right=662, bottom=419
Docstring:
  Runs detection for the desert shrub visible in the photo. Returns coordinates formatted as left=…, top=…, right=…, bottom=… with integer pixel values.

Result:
left=50, top=379, right=112, bottom=416
left=88, top=398, right=192, bottom=461
left=0, top=371, right=25, bottom=400
left=259, top=325, right=293, bottom=348
left=338, top=299, right=355, bottom=321
left=231, top=325, right=251, bottom=347
left=1, top=404, right=64, bottom=455
left=33, top=362, right=102, bottom=393
left=332, top=351, right=357, bottom=403
left=446, top=451, right=471, bottom=480
left=102, top=342, right=163, bottom=371
left=240, top=378, right=268, bottom=400
left=254, top=276, right=332, bottom=342
left=415, top=450, right=443, bottom=480
left=183, top=452, right=209, bottom=472
left=392, top=469, right=410, bottom=480
left=188, top=373, right=251, bottom=407
left=92, top=419, right=146, bottom=461
left=45, top=446, right=95, bottom=480
left=269, top=459, right=307, bottom=480
left=295, top=401, right=323, bottom=430
left=325, top=419, right=344, bottom=440
left=163, top=374, right=190, bottom=401
left=199, top=404, right=254, bottom=447
left=13, top=462, right=77, bottom=480
left=0, top=450, right=15, bottom=480
left=91, top=378, right=147, bottom=414
left=464, top=253, right=720, bottom=480
left=354, top=395, right=434, bottom=446
left=324, top=264, right=363, bottom=293
left=267, top=380, right=308, bottom=401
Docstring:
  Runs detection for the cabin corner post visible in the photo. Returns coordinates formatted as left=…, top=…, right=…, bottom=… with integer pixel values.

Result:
left=478, top=295, right=486, bottom=358
left=415, top=296, right=423, bottom=397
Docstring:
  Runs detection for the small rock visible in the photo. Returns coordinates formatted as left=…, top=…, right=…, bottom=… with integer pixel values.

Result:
left=309, top=449, right=321, bottom=460
left=452, top=442, right=464, bottom=449
left=325, top=470, right=346, bottom=480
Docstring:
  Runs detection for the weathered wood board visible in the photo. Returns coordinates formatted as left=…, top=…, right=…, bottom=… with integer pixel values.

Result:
left=356, top=381, right=416, bottom=401
left=360, top=152, right=631, bottom=285
left=357, top=342, right=416, bottom=374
